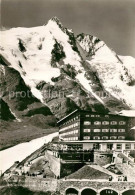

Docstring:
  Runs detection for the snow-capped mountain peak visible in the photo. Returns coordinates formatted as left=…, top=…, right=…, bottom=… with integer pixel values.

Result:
left=1, top=17, right=135, bottom=121
left=49, top=16, right=63, bottom=26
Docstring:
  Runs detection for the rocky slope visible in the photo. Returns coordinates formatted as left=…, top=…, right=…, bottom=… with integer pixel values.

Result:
left=0, top=17, right=135, bottom=137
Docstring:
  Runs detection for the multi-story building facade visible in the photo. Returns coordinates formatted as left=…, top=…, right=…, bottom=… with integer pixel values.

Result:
left=46, top=110, right=135, bottom=178
left=58, top=109, right=130, bottom=141
left=57, top=109, right=135, bottom=152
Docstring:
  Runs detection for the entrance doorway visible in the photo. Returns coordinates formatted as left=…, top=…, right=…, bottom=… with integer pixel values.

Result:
left=100, top=189, right=118, bottom=195
left=81, top=188, right=96, bottom=195
left=66, top=188, right=78, bottom=195
left=123, top=190, right=135, bottom=195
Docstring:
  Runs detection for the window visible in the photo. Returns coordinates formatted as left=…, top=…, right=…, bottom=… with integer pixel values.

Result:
left=91, top=115, right=95, bottom=117
left=110, top=136, right=117, bottom=140
left=75, top=116, right=79, bottom=120
left=102, top=136, right=108, bottom=140
left=83, top=136, right=90, bottom=140
left=73, top=130, right=78, bottom=134
left=94, top=121, right=101, bottom=125
left=73, top=122, right=79, bottom=128
left=118, top=129, right=125, bottom=132
left=110, top=121, right=117, bottom=125
left=93, top=136, right=100, bottom=140
left=93, top=143, right=100, bottom=149
left=125, top=144, right=131, bottom=150
left=95, top=115, right=100, bottom=117
left=86, top=114, right=90, bottom=117
left=118, top=136, right=125, bottom=140
left=105, top=115, right=109, bottom=118
left=119, top=121, right=126, bottom=125
left=110, top=129, right=117, bottom=132
left=76, top=122, right=79, bottom=127
left=116, top=144, right=122, bottom=150
left=102, top=129, right=109, bottom=132
left=83, top=129, right=91, bottom=132
left=107, top=144, right=113, bottom=150
left=68, top=144, right=82, bottom=150
left=73, top=123, right=75, bottom=128
left=84, top=121, right=91, bottom=125
left=93, top=129, right=100, bottom=132
left=102, top=121, right=109, bottom=125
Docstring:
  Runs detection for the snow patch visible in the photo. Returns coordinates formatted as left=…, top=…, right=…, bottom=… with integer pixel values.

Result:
left=9, top=108, right=21, bottom=122
left=76, top=72, right=104, bottom=104
left=119, top=110, right=135, bottom=117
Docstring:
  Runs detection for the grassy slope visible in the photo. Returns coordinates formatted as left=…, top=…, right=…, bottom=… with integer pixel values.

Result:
left=0, top=186, right=60, bottom=195
left=0, top=119, right=58, bottom=151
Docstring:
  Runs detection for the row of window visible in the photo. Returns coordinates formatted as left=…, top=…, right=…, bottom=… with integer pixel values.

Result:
left=61, top=117, right=126, bottom=127
left=84, top=121, right=126, bottom=125
left=86, top=114, right=100, bottom=117
left=83, top=136, right=125, bottom=140
left=94, top=143, right=133, bottom=150
left=61, top=130, right=78, bottom=136
left=125, top=144, right=131, bottom=150
left=62, top=116, right=80, bottom=126
left=64, top=137, right=78, bottom=141
left=116, top=144, right=132, bottom=150
left=85, top=114, right=109, bottom=118
left=83, top=129, right=125, bottom=133
left=67, top=144, right=83, bottom=150
left=59, top=122, right=79, bottom=132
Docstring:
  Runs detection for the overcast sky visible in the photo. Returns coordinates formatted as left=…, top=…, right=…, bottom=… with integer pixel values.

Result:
left=1, top=0, right=135, bottom=57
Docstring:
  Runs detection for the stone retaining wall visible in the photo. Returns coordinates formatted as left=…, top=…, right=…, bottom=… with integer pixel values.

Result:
left=45, top=150, right=61, bottom=177
left=24, top=177, right=58, bottom=192
left=59, top=180, right=135, bottom=195
left=2, top=176, right=135, bottom=195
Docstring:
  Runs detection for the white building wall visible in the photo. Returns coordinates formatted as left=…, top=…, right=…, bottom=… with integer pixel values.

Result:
left=100, top=143, right=107, bottom=151
left=131, top=143, right=135, bottom=150
left=83, top=143, right=93, bottom=150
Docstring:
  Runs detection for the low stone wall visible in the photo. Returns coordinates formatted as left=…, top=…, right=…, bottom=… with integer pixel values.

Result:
left=2, top=176, right=135, bottom=194
left=3, top=175, right=58, bottom=192
left=45, top=150, right=61, bottom=177
left=59, top=180, right=135, bottom=195
left=24, top=177, right=58, bottom=192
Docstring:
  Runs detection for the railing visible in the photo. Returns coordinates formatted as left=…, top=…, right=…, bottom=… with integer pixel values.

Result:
left=122, top=150, right=135, bottom=162
left=57, top=149, right=93, bottom=153
left=93, top=150, right=113, bottom=154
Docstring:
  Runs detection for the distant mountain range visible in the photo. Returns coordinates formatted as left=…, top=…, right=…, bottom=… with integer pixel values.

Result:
left=1, top=17, right=135, bottom=135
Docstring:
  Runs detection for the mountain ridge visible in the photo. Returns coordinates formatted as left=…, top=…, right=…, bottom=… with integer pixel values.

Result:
left=0, top=17, right=135, bottom=123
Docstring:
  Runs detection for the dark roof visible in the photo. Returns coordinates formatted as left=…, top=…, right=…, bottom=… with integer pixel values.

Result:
left=57, top=109, right=128, bottom=124
left=67, top=165, right=110, bottom=180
